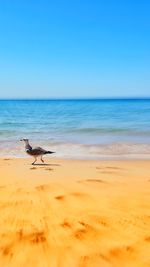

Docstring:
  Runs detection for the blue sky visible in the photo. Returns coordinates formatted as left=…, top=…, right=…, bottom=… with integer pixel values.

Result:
left=0, top=0, right=150, bottom=98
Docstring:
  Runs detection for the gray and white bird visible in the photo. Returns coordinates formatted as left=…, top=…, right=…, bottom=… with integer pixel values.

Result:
left=20, top=139, right=55, bottom=165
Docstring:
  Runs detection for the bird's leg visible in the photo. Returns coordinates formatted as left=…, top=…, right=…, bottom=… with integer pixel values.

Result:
left=41, top=156, right=44, bottom=163
left=32, top=157, right=37, bottom=165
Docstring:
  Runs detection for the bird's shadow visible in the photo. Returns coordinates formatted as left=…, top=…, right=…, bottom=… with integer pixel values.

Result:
left=31, top=163, right=60, bottom=166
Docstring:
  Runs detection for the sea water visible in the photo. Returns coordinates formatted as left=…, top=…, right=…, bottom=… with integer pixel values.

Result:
left=0, top=99, right=150, bottom=159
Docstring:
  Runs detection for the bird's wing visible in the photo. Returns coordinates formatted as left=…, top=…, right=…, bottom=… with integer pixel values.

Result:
left=30, top=147, right=46, bottom=155
left=35, top=146, right=46, bottom=152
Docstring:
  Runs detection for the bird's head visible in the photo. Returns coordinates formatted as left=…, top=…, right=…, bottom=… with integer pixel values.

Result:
left=20, top=138, right=29, bottom=143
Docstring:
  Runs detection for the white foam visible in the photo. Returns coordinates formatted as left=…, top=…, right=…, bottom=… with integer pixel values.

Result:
left=0, top=140, right=150, bottom=160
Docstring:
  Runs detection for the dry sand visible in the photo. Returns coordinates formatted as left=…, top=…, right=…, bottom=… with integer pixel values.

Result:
left=0, top=158, right=150, bottom=267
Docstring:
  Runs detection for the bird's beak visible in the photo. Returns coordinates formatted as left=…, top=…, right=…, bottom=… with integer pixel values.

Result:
left=20, top=139, right=23, bottom=141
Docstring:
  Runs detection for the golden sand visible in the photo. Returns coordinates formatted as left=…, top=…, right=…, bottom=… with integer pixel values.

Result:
left=0, top=158, right=150, bottom=267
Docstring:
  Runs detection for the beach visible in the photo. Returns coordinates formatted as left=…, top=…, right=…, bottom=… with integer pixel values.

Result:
left=1, top=0, right=150, bottom=265
left=0, top=158, right=150, bottom=267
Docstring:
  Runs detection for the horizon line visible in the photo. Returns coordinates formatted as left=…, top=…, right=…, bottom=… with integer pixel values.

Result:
left=0, top=96, right=150, bottom=101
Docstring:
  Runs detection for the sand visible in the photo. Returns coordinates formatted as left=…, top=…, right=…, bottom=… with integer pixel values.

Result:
left=0, top=158, right=150, bottom=267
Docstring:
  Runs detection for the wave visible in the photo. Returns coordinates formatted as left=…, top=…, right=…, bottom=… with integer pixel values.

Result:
left=1, top=127, right=150, bottom=137
left=0, top=130, right=19, bottom=136
left=0, top=140, right=150, bottom=159
left=67, top=127, right=150, bottom=135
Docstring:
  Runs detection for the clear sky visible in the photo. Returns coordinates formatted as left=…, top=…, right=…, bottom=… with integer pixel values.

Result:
left=0, top=0, right=150, bottom=98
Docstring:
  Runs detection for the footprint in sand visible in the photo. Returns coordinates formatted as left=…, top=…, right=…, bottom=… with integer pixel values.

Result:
left=88, top=214, right=109, bottom=228
left=86, top=179, right=104, bottom=183
left=0, top=244, right=13, bottom=257
left=30, top=167, right=37, bottom=170
left=17, top=229, right=47, bottom=244
left=60, top=220, right=72, bottom=229
left=85, top=179, right=105, bottom=184
left=55, top=192, right=89, bottom=202
left=106, top=166, right=122, bottom=170
left=96, top=166, right=123, bottom=175
left=73, top=221, right=96, bottom=240
left=144, top=236, right=150, bottom=242
left=96, top=166, right=122, bottom=170
left=79, top=252, right=110, bottom=267
left=79, top=245, right=134, bottom=267
left=55, top=195, right=66, bottom=201
left=44, top=168, right=53, bottom=171
left=108, top=245, right=135, bottom=258
left=36, top=184, right=51, bottom=192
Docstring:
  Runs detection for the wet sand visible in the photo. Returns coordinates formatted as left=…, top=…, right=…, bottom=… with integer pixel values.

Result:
left=0, top=158, right=150, bottom=267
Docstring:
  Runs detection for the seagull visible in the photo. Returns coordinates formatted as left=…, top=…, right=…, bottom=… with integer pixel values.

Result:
left=20, top=139, right=55, bottom=165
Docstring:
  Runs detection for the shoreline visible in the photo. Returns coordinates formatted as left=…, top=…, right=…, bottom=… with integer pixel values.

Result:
left=1, top=140, right=150, bottom=160
left=1, top=155, right=150, bottom=161
left=0, top=158, right=150, bottom=266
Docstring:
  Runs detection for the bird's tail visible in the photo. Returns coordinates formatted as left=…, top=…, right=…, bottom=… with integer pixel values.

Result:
left=44, top=151, right=55, bottom=154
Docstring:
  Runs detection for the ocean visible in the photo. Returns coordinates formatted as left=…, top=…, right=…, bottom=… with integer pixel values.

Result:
left=0, top=99, right=150, bottom=159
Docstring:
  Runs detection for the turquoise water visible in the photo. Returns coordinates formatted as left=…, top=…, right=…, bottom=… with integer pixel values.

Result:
left=0, top=99, right=150, bottom=158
